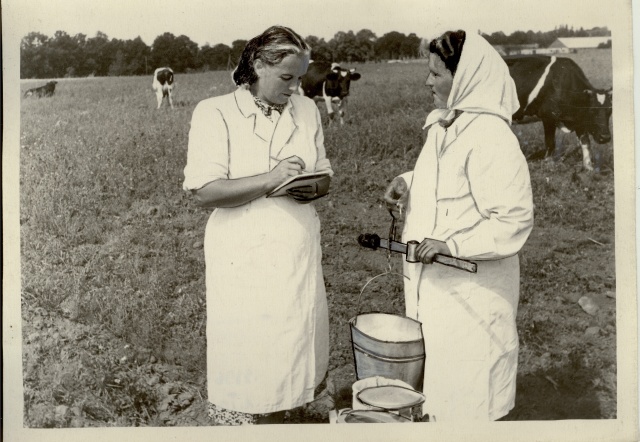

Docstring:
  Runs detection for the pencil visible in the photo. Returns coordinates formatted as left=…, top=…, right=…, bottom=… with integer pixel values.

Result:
left=271, top=156, right=309, bottom=173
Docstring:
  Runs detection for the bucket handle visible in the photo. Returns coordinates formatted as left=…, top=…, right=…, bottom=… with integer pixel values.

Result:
left=355, top=270, right=409, bottom=317
left=355, top=210, right=410, bottom=317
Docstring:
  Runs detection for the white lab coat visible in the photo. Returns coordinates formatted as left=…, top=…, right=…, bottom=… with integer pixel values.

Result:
left=183, top=87, right=332, bottom=414
left=401, top=112, right=534, bottom=421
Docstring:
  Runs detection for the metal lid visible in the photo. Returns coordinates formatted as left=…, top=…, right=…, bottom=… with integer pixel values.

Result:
left=356, top=385, right=426, bottom=411
left=338, top=409, right=410, bottom=423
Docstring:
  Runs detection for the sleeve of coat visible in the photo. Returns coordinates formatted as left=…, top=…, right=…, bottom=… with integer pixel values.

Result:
left=182, top=100, right=230, bottom=191
left=446, top=124, right=534, bottom=260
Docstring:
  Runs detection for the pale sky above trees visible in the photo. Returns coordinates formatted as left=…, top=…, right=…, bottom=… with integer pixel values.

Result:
left=8, top=0, right=614, bottom=47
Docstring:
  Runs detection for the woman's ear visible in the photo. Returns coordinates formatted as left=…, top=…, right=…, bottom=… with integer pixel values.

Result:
left=253, top=59, right=265, bottom=78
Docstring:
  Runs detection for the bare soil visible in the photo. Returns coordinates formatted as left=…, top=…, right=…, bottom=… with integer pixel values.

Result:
left=20, top=55, right=616, bottom=426
left=22, top=155, right=616, bottom=427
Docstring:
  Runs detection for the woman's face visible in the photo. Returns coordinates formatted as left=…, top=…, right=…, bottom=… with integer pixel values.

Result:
left=253, top=52, right=310, bottom=105
left=425, top=53, right=454, bottom=109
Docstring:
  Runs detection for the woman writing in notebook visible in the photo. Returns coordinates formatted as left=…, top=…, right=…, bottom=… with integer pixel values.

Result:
left=183, top=25, right=332, bottom=425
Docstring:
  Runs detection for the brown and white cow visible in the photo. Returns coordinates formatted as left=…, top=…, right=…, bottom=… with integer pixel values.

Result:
left=152, top=67, right=175, bottom=109
left=505, top=55, right=612, bottom=172
left=24, top=81, right=58, bottom=98
left=299, top=62, right=361, bottom=125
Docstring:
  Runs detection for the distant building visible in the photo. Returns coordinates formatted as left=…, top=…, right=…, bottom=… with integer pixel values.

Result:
left=492, top=35, right=612, bottom=57
left=493, top=43, right=572, bottom=56
left=493, top=44, right=539, bottom=56
left=548, top=37, right=612, bottom=49
left=531, top=47, right=572, bottom=55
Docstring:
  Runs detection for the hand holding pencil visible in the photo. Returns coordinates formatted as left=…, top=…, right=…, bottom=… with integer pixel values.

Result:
left=268, top=155, right=306, bottom=188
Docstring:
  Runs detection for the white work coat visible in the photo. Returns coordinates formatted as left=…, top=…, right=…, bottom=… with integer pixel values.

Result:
left=183, top=87, right=332, bottom=413
left=400, top=112, right=534, bottom=421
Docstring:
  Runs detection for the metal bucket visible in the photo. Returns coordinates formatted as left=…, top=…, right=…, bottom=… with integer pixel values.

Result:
left=349, top=312, right=425, bottom=391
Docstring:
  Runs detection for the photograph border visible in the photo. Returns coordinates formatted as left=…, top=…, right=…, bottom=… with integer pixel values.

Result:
left=3, top=0, right=638, bottom=440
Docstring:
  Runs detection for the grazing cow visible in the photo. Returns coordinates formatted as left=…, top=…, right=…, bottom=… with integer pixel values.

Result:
left=299, top=62, right=361, bottom=125
left=24, top=81, right=58, bottom=98
left=505, top=55, right=612, bottom=171
left=152, top=67, right=175, bottom=109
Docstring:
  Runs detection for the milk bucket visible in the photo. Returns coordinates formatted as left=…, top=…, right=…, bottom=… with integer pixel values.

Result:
left=349, top=313, right=425, bottom=390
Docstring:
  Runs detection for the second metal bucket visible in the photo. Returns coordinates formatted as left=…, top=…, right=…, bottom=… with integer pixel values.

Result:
left=349, top=312, right=425, bottom=391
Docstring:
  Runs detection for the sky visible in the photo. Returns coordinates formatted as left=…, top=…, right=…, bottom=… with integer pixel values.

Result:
left=5, top=0, right=618, bottom=47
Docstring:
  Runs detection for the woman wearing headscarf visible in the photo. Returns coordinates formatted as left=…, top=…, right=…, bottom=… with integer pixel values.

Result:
left=384, top=30, right=534, bottom=421
left=183, top=25, right=332, bottom=425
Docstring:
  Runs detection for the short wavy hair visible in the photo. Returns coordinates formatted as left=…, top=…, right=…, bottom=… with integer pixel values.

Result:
left=232, top=26, right=310, bottom=86
left=420, top=30, right=466, bottom=76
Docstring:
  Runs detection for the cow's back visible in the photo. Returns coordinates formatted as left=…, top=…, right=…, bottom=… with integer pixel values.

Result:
left=158, top=69, right=174, bottom=86
left=154, top=67, right=174, bottom=86
left=505, top=56, right=554, bottom=115
left=507, top=56, right=593, bottom=119
left=45, top=82, right=57, bottom=95
left=547, top=57, right=592, bottom=91
left=301, top=62, right=331, bottom=97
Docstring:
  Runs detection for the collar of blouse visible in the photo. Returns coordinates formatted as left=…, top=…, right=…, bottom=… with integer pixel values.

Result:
left=234, top=87, right=299, bottom=147
left=252, top=95, right=286, bottom=117
left=235, top=85, right=292, bottom=121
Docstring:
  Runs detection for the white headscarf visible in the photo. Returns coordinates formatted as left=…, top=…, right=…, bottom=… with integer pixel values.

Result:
left=423, top=31, right=519, bottom=129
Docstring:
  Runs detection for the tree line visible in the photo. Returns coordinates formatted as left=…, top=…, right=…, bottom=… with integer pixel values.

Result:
left=482, top=24, right=611, bottom=48
left=20, top=25, right=609, bottom=79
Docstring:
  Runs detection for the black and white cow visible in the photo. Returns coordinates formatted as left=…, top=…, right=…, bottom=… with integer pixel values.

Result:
left=299, top=62, right=361, bottom=125
left=152, top=67, right=175, bottom=109
left=505, top=55, right=612, bottom=171
left=24, top=81, right=58, bottom=98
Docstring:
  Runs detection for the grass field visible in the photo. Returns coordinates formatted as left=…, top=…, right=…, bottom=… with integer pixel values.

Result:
left=20, top=49, right=617, bottom=426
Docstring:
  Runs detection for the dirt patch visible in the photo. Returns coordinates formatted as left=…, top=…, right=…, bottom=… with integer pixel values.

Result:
left=22, top=160, right=616, bottom=426
left=19, top=63, right=616, bottom=426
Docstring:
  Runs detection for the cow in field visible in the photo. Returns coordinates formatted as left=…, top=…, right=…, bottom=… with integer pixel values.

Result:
left=152, top=67, right=175, bottom=109
left=505, top=55, right=612, bottom=171
left=24, top=81, right=58, bottom=98
left=299, top=62, right=361, bottom=125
